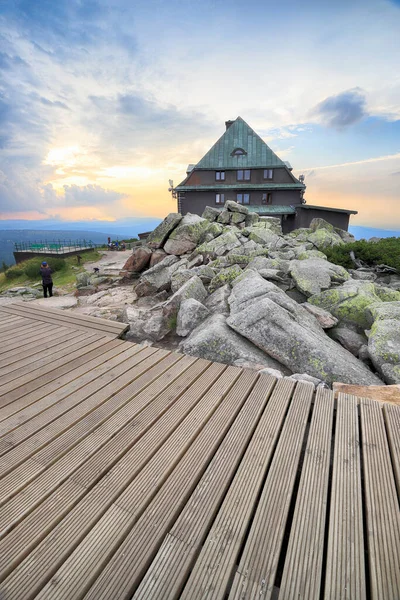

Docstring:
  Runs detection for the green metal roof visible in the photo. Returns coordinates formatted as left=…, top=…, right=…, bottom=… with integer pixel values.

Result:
left=301, top=204, right=358, bottom=215
left=247, top=205, right=297, bottom=215
left=195, top=117, right=287, bottom=169
left=175, top=183, right=304, bottom=191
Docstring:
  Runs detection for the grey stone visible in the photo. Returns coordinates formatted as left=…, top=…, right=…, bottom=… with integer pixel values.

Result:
left=287, top=373, right=323, bottom=387
left=76, top=272, right=91, bottom=288
left=225, top=200, right=249, bottom=214
left=162, top=275, right=208, bottom=322
left=135, top=255, right=180, bottom=297
left=204, top=284, right=231, bottom=315
left=123, top=305, right=171, bottom=341
left=149, top=249, right=168, bottom=268
left=328, top=325, right=368, bottom=356
left=146, top=213, right=182, bottom=249
left=208, top=265, right=243, bottom=293
left=197, top=231, right=242, bottom=257
left=307, top=228, right=344, bottom=250
left=180, top=313, right=288, bottom=372
left=244, top=213, right=260, bottom=226
left=349, top=269, right=377, bottom=281
left=171, top=269, right=196, bottom=294
left=201, top=206, right=221, bottom=221
left=367, top=301, right=400, bottom=383
left=302, top=303, right=338, bottom=328
left=258, top=368, right=284, bottom=378
left=308, top=280, right=400, bottom=329
left=226, top=271, right=383, bottom=386
left=164, top=214, right=208, bottom=255
left=176, top=298, right=210, bottom=337
left=122, top=246, right=152, bottom=273
left=230, top=211, right=247, bottom=224
left=217, top=209, right=231, bottom=224
left=289, top=258, right=349, bottom=297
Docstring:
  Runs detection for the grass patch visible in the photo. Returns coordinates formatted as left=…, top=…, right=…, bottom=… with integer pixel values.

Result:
left=0, top=250, right=103, bottom=293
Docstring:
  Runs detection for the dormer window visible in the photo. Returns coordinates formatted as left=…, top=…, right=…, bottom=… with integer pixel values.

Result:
left=231, top=148, right=247, bottom=156
left=264, top=169, right=273, bottom=180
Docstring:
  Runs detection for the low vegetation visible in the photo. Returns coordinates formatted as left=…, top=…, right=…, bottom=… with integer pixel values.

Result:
left=0, top=250, right=102, bottom=292
left=323, top=237, right=400, bottom=272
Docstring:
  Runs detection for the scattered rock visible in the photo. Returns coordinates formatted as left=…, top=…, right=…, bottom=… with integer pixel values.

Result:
left=290, top=258, right=349, bottom=297
left=208, top=265, right=243, bottom=293
left=122, top=246, right=152, bottom=273
left=149, top=249, right=168, bottom=268
left=204, top=284, right=231, bottom=316
left=225, top=200, right=249, bottom=215
left=176, top=298, right=210, bottom=337
left=287, top=373, right=324, bottom=388
left=164, top=214, right=208, bottom=255
left=367, top=302, right=400, bottom=383
left=135, top=255, right=180, bottom=297
left=226, top=271, right=383, bottom=385
left=76, top=272, right=91, bottom=288
left=180, top=313, right=289, bottom=372
left=146, top=212, right=182, bottom=249
left=302, top=303, right=338, bottom=328
left=328, top=324, right=367, bottom=355
left=201, top=206, right=220, bottom=221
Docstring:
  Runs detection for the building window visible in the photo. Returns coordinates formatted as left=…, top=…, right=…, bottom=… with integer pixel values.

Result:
left=215, top=193, right=225, bottom=205
left=215, top=171, right=225, bottom=181
left=262, top=192, right=272, bottom=205
left=231, top=148, right=247, bottom=156
left=263, top=169, right=273, bottom=180
left=237, top=169, right=251, bottom=181
left=237, top=193, right=250, bottom=204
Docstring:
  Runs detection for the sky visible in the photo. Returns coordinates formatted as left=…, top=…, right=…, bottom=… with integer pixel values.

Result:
left=0, top=0, right=399, bottom=229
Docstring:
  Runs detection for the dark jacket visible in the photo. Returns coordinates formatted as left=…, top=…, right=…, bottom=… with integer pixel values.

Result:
left=40, top=267, right=53, bottom=285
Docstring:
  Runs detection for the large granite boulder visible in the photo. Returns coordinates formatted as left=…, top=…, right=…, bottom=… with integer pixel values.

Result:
left=146, top=213, right=182, bottom=249
left=201, top=206, right=220, bottom=221
left=123, top=305, right=171, bottom=341
left=180, top=313, right=289, bottom=372
left=208, top=265, right=243, bottom=293
left=164, top=214, right=208, bottom=255
left=162, top=275, right=208, bottom=322
left=302, top=303, right=338, bottom=329
left=149, top=249, right=168, bottom=268
left=307, top=228, right=344, bottom=250
left=225, top=200, right=249, bottom=215
left=328, top=324, right=368, bottom=355
left=135, top=255, right=180, bottom=297
left=226, top=271, right=383, bottom=385
left=367, top=302, right=400, bottom=383
left=204, top=284, right=231, bottom=315
left=122, top=246, right=152, bottom=273
left=308, top=280, right=400, bottom=328
left=253, top=217, right=282, bottom=235
left=176, top=299, right=210, bottom=337
left=197, top=230, right=242, bottom=257
left=289, top=258, right=350, bottom=297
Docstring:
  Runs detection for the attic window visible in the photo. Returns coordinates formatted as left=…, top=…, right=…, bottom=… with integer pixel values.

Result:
left=231, top=148, right=247, bottom=156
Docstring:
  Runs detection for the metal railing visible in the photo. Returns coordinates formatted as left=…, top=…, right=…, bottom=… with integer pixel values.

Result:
left=14, top=239, right=104, bottom=253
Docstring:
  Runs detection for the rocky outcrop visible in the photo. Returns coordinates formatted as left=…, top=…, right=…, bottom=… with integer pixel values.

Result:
left=290, top=258, right=349, bottom=297
left=176, top=299, right=210, bottom=337
left=164, top=214, right=208, bottom=255
left=180, top=313, right=289, bottom=372
left=226, top=271, right=383, bottom=385
left=122, top=246, right=152, bottom=272
left=146, top=213, right=182, bottom=249
left=367, top=302, right=400, bottom=383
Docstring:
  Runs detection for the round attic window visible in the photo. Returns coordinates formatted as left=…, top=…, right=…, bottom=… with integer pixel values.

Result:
left=231, top=148, right=247, bottom=156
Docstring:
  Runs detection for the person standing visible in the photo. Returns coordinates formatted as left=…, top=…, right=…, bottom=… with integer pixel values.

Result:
left=40, top=261, right=53, bottom=298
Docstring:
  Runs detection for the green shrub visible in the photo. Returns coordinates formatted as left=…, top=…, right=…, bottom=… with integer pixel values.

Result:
left=323, top=237, right=400, bottom=271
left=4, top=265, right=25, bottom=279
left=23, top=256, right=67, bottom=279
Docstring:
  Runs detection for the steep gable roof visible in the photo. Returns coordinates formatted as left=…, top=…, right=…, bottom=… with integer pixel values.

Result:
left=195, top=117, right=286, bottom=169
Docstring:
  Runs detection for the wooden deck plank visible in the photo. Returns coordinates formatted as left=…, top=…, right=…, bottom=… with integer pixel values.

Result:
left=324, top=393, right=366, bottom=600
left=0, top=319, right=44, bottom=341
left=0, top=323, right=61, bottom=355
left=0, top=347, right=165, bottom=499
left=180, top=378, right=296, bottom=600
left=2, top=302, right=128, bottom=336
left=0, top=363, right=230, bottom=599
left=384, top=403, right=400, bottom=497
left=0, top=304, right=123, bottom=338
left=0, top=333, right=103, bottom=396
left=133, top=374, right=277, bottom=600
left=37, top=367, right=248, bottom=600
left=0, top=357, right=210, bottom=580
left=0, top=330, right=94, bottom=378
left=0, top=341, right=134, bottom=434
left=0, top=316, right=28, bottom=331
left=279, top=387, right=335, bottom=600
left=10, top=300, right=128, bottom=332
left=0, top=335, right=110, bottom=404
left=0, top=326, right=78, bottom=369
left=360, top=398, right=400, bottom=600
left=0, top=339, right=126, bottom=422
left=0, top=344, right=148, bottom=453
left=228, top=382, right=314, bottom=600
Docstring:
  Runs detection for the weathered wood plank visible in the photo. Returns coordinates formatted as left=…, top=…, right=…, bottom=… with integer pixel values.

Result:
left=279, top=387, right=334, bottom=600
left=0, top=323, right=61, bottom=356
left=0, top=335, right=110, bottom=404
left=0, top=363, right=230, bottom=599
left=0, top=339, right=126, bottom=422
left=228, top=381, right=314, bottom=600
left=133, top=374, right=277, bottom=600
left=384, top=403, right=400, bottom=497
left=0, top=326, right=76, bottom=369
left=38, top=367, right=249, bottom=600
left=324, top=393, right=365, bottom=600
left=360, top=398, right=400, bottom=600
left=180, top=377, right=296, bottom=600
left=0, top=356, right=209, bottom=579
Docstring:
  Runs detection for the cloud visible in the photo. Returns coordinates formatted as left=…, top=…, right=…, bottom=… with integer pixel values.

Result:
left=312, top=88, right=367, bottom=129
left=300, top=152, right=400, bottom=171
left=62, top=184, right=125, bottom=206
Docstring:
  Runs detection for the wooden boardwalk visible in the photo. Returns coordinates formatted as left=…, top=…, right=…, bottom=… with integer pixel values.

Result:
left=0, top=304, right=399, bottom=599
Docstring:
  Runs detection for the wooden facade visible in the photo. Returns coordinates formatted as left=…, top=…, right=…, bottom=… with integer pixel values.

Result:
left=174, top=117, right=357, bottom=232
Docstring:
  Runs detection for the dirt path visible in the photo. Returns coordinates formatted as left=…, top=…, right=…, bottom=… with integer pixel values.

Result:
left=83, top=250, right=131, bottom=275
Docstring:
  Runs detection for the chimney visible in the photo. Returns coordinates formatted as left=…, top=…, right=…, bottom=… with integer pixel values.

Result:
left=225, top=120, right=234, bottom=130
